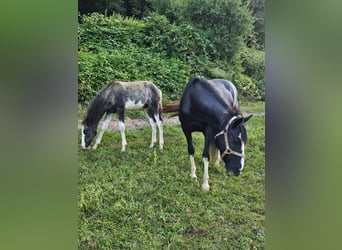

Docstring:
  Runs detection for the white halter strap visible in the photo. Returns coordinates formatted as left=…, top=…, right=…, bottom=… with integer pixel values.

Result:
left=215, top=115, right=244, bottom=158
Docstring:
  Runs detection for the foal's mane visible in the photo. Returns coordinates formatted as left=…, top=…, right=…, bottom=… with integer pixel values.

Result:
left=82, top=89, right=107, bottom=127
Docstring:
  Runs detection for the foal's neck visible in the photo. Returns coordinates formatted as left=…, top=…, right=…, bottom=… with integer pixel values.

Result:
left=85, top=96, right=106, bottom=128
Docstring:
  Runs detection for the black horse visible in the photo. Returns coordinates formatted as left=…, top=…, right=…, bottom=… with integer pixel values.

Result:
left=178, top=76, right=252, bottom=191
left=81, top=80, right=163, bottom=151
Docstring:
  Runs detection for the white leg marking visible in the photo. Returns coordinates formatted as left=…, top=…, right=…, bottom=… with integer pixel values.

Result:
left=118, top=120, right=127, bottom=152
left=189, top=155, right=197, bottom=179
left=154, top=114, right=163, bottom=150
left=148, top=116, right=157, bottom=148
left=201, top=157, right=210, bottom=191
left=81, top=125, right=86, bottom=149
left=238, top=133, right=245, bottom=171
left=92, top=114, right=112, bottom=149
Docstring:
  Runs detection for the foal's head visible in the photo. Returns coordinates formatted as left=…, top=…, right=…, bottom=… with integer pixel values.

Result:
left=81, top=120, right=97, bottom=149
left=215, top=114, right=253, bottom=176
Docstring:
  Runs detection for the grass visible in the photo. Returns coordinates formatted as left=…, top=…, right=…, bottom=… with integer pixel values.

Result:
left=78, top=101, right=265, bottom=249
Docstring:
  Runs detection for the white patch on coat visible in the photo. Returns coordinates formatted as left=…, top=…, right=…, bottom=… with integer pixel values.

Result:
left=125, top=99, right=144, bottom=109
left=238, top=133, right=245, bottom=171
left=81, top=125, right=86, bottom=148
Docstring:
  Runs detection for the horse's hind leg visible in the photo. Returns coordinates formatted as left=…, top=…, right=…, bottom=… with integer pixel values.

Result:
left=93, top=113, right=112, bottom=149
left=201, top=132, right=212, bottom=191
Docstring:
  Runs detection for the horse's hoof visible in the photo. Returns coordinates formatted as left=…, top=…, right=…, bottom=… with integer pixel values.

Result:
left=92, top=146, right=97, bottom=150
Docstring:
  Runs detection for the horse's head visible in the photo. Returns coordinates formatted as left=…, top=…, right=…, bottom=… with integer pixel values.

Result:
left=81, top=121, right=97, bottom=149
left=215, top=114, right=253, bottom=176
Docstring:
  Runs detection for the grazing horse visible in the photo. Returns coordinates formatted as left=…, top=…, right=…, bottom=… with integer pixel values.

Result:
left=179, top=76, right=252, bottom=191
left=81, top=80, right=163, bottom=152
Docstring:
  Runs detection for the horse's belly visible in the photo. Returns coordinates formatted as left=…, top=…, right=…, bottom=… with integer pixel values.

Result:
left=125, top=99, right=145, bottom=109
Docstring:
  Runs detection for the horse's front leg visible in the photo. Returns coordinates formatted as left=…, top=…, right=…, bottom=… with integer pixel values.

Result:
left=93, top=113, right=112, bottom=149
left=183, top=129, right=197, bottom=179
left=201, top=131, right=213, bottom=191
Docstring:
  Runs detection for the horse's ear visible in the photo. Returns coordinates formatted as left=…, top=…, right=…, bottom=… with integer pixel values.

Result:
left=232, top=114, right=253, bottom=128
left=243, top=114, right=253, bottom=123
left=232, top=117, right=244, bottom=128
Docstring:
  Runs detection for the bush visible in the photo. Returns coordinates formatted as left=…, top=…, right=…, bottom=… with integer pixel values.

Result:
left=78, top=47, right=191, bottom=103
left=78, top=12, right=265, bottom=103
left=240, top=48, right=265, bottom=99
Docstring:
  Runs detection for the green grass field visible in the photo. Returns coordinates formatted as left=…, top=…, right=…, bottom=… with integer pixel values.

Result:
left=78, top=101, right=265, bottom=249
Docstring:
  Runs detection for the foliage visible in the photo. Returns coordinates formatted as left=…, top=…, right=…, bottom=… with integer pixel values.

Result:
left=246, top=0, right=265, bottom=48
left=78, top=102, right=265, bottom=249
left=78, top=12, right=264, bottom=104
left=78, top=13, right=194, bottom=103
left=79, top=0, right=154, bottom=18
left=78, top=48, right=191, bottom=103
left=239, top=47, right=265, bottom=99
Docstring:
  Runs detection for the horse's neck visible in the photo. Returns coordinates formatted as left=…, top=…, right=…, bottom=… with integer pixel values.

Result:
left=212, top=106, right=238, bottom=131
left=85, top=97, right=106, bottom=127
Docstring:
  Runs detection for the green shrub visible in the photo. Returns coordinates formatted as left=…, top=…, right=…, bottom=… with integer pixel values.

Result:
left=240, top=48, right=265, bottom=99
left=78, top=47, right=191, bottom=103
left=78, top=12, right=265, bottom=103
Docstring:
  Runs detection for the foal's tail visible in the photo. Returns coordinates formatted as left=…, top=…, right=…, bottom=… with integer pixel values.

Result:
left=162, top=103, right=180, bottom=117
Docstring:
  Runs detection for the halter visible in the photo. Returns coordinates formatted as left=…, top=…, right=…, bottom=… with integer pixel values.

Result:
left=215, top=115, right=244, bottom=158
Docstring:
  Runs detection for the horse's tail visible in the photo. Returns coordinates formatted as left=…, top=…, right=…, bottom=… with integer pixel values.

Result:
left=162, top=102, right=180, bottom=117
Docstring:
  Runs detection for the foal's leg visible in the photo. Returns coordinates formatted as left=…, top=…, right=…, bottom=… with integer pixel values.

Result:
left=147, top=114, right=157, bottom=149
left=117, top=108, right=127, bottom=152
left=93, top=113, right=112, bottom=149
left=154, top=113, right=163, bottom=150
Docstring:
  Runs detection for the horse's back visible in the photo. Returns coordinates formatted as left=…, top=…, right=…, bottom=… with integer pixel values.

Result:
left=180, top=76, right=239, bottom=115
left=208, top=79, right=239, bottom=110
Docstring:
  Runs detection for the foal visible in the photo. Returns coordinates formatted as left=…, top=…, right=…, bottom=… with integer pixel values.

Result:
left=81, top=80, right=163, bottom=151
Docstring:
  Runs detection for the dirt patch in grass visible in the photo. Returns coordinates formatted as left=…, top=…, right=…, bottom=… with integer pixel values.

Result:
left=78, top=116, right=180, bottom=131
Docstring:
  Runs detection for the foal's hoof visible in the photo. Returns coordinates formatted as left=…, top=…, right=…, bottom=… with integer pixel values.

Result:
left=201, top=184, right=210, bottom=192
left=190, top=174, right=197, bottom=179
